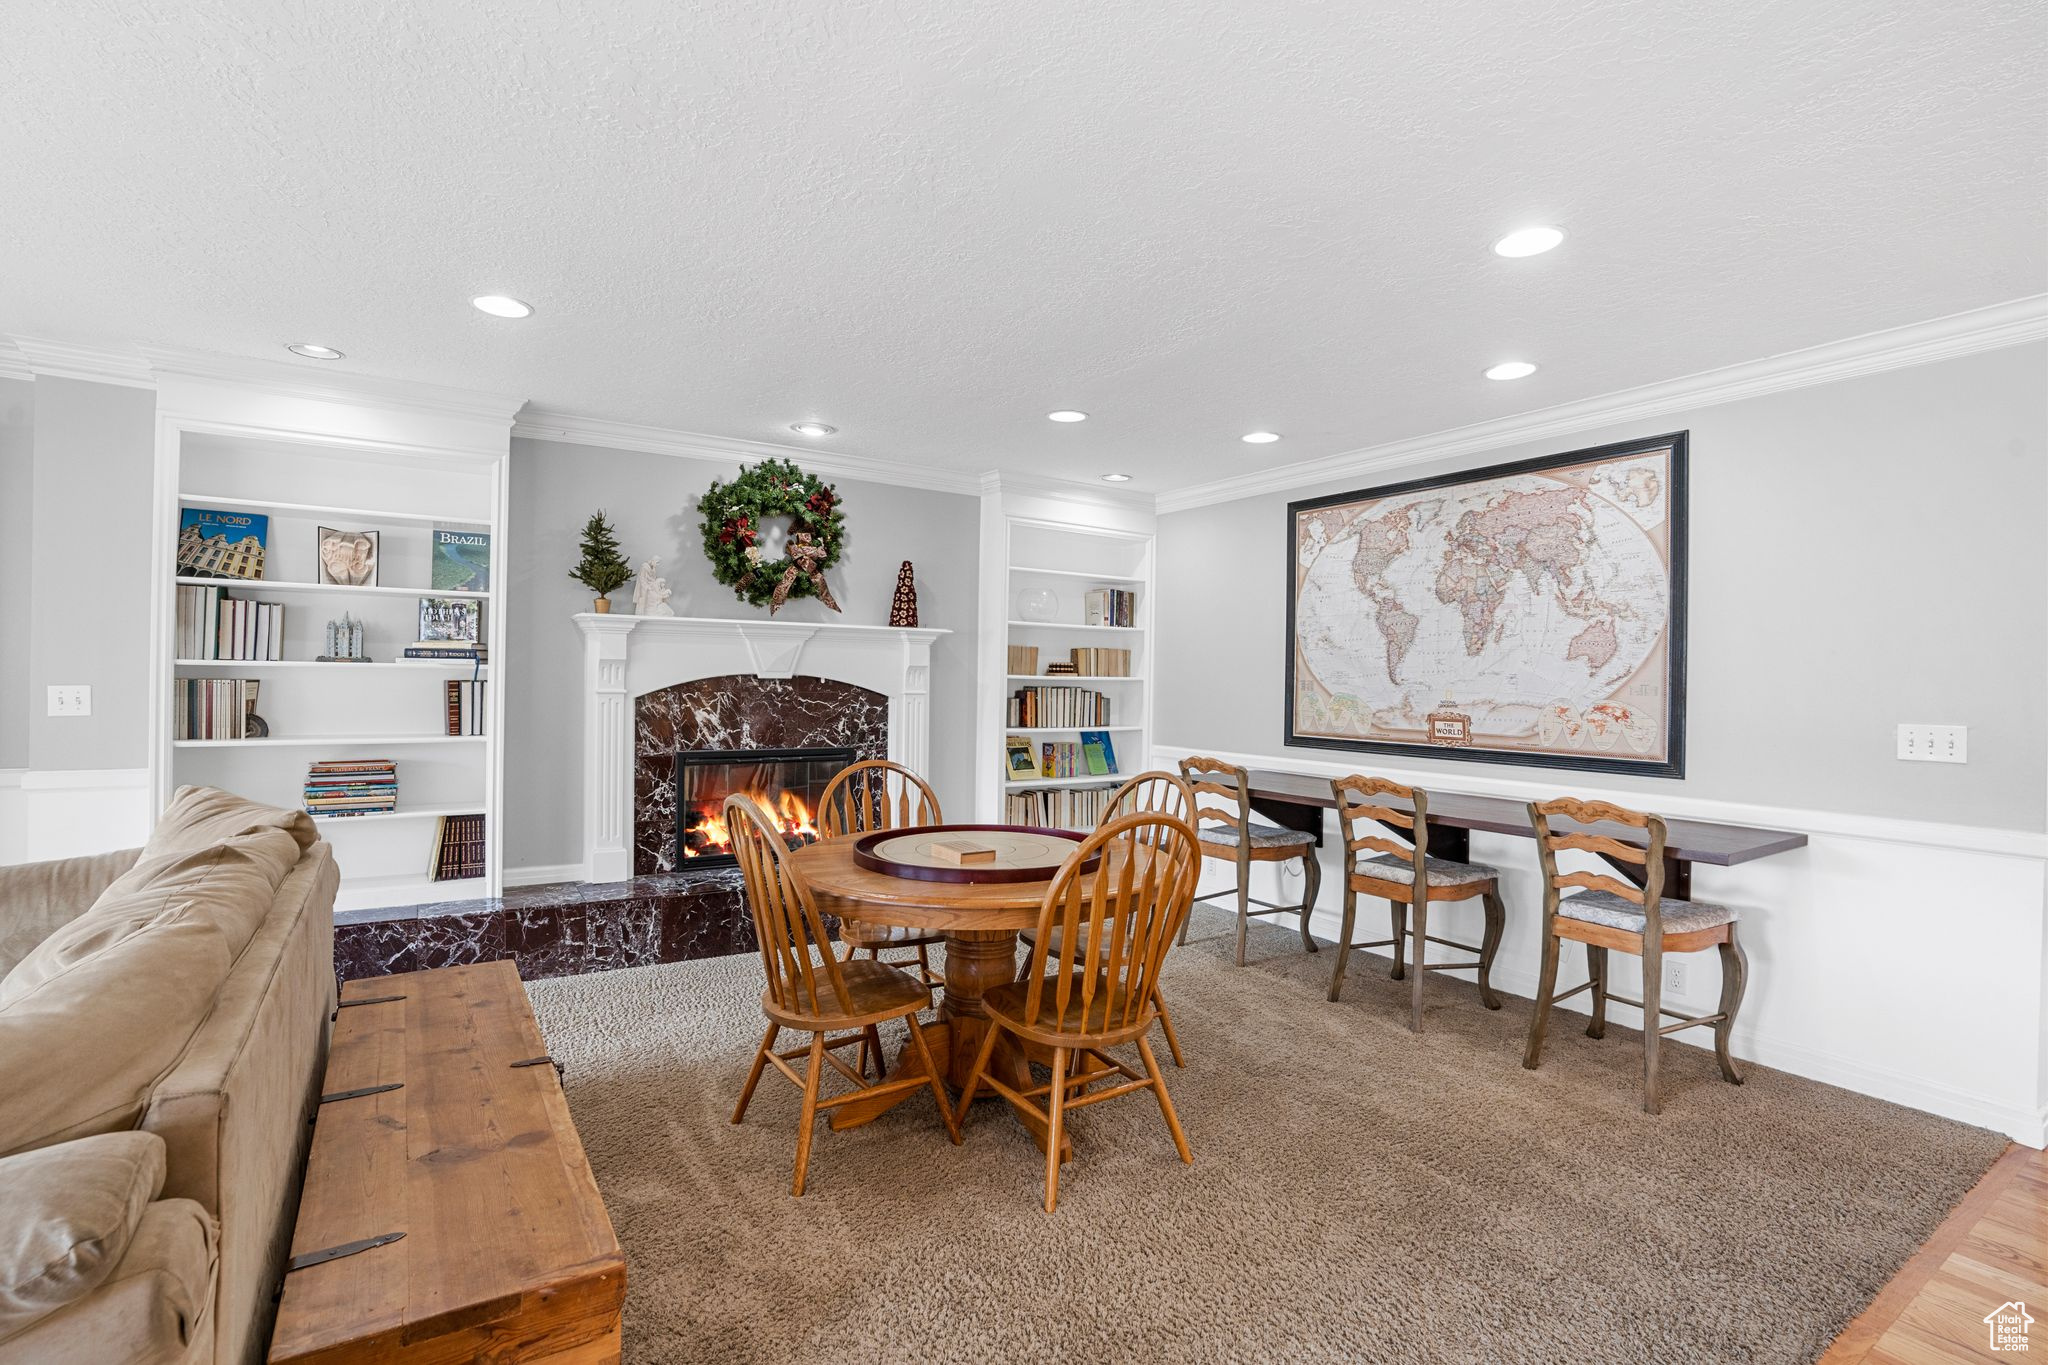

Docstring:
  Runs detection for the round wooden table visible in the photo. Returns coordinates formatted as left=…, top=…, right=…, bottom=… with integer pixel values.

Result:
left=787, top=835, right=1070, bottom=1153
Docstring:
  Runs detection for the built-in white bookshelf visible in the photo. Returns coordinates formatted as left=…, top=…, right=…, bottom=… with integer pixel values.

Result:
left=983, top=517, right=1155, bottom=830
left=149, top=387, right=511, bottom=915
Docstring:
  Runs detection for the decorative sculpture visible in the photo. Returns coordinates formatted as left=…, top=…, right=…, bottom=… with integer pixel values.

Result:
left=633, top=557, right=676, bottom=617
left=889, top=560, right=918, bottom=627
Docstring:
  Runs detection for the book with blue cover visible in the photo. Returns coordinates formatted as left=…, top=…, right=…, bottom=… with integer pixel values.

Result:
left=176, top=508, right=269, bottom=581
left=1080, top=730, right=1117, bottom=776
left=432, top=529, right=491, bottom=592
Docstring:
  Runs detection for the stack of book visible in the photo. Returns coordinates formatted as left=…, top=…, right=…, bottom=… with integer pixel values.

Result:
left=428, top=813, right=486, bottom=881
left=303, top=759, right=398, bottom=816
left=1045, top=660, right=1077, bottom=676
left=1066, top=646, right=1132, bottom=676
left=1007, top=685, right=1112, bottom=727
left=405, top=640, right=487, bottom=664
left=1083, top=587, right=1137, bottom=627
left=1005, top=785, right=1112, bottom=829
left=176, top=586, right=284, bottom=661
left=172, top=678, right=257, bottom=739
left=1006, top=644, right=1040, bottom=675
left=444, top=679, right=486, bottom=736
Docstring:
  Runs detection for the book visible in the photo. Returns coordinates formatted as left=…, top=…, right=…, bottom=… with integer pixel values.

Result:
left=432, top=529, right=492, bottom=592
left=428, top=812, right=486, bottom=880
left=1006, top=644, right=1040, bottom=676
left=315, top=527, right=380, bottom=586
left=1005, top=735, right=1037, bottom=779
left=1080, top=730, right=1117, bottom=776
left=1084, top=588, right=1137, bottom=627
left=418, top=597, right=483, bottom=645
left=177, top=508, right=268, bottom=581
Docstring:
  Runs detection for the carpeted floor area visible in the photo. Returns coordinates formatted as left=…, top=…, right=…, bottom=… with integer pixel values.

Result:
left=526, top=909, right=2007, bottom=1365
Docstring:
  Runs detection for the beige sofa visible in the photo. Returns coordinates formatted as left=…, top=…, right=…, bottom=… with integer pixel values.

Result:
left=0, top=787, right=339, bottom=1365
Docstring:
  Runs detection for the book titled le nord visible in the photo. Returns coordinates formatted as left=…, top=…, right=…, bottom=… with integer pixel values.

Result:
left=431, top=529, right=491, bottom=592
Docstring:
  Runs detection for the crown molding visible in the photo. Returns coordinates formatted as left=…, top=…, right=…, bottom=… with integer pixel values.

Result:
left=5, top=335, right=156, bottom=388
left=977, top=468, right=1159, bottom=515
left=512, top=407, right=987, bottom=497
left=1156, top=294, right=2048, bottom=513
left=138, top=344, right=525, bottom=425
left=0, top=343, right=28, bottom=383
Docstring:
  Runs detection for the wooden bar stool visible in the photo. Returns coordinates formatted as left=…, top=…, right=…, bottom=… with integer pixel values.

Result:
left=725, top=794, right=960, bottom=1195
left=1522, top=797, right=1748, bottom=1114
left=818, top=759, right=945, bottom=988
left=1179, top=757, right=1319, bottom=966
left=1017, top=770, right=1199, bottom=1065
left=1326, top=776, right=1506, bottom=1032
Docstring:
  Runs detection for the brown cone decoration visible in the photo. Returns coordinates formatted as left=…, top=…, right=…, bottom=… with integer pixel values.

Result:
left=889, top=560, right=918, bottom=627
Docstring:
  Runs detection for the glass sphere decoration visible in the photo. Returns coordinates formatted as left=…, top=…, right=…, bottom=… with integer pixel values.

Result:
left=1017, top=587, right=1059, bottom=622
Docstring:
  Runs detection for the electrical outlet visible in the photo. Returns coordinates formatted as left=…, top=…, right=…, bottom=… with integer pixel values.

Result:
left=1896, top=723, right=1967, bottom=763
left=46, top=685, right=91, bottom=717
left=1663, top=959, right=1686, bottom=996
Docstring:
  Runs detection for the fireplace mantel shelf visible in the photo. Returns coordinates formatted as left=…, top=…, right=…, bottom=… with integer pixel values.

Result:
left=575, top=612, right=945, bottom=883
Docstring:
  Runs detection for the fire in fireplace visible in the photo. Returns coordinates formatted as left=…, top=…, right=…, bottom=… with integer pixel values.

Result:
left=673, top=746, right=857, bottom=867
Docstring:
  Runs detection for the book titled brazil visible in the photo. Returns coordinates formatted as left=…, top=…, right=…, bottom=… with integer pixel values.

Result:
left=176, top=508, right=269, bottom=581
left=432, top=529, right=492, bottom=592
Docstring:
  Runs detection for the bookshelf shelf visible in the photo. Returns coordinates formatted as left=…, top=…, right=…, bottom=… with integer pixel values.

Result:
left=1008, top=565, right=1147, bottom=585
left=177, top=494, right=489, bottom=528
left=1006, top=726, right=1143, bottom=735
left=1005, top=619, right=1142, bottom=634
left=173, top=575, right=489, bottom=601
left=1004, top=673, right=1143, bottom=683
left=1004, top=774, right=1128, bottom=789
left=156, top=399, right=509, bottom=913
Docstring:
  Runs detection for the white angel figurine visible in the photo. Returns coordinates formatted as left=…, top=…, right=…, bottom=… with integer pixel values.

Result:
left=633, top=557, right=676, bottom=617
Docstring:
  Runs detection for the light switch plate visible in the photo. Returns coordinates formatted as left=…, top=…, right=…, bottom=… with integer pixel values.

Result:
left=47, top=684, right=92, bottom=717
left=1896, top=723, right=1966, bottom=763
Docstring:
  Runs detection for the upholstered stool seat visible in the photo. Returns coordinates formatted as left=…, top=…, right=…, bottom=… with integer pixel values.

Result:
left=1197, top=820, right=1315, bottom=851
left=1354, top=852, right=1501, bottom=888
left=1557, top=890, right=1737, bottom=936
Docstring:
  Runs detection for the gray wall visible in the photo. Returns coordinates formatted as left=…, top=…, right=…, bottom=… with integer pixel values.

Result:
left=1156, top=342, right=2048, bottom=831
left=25, top=377, right=156, bottom=772
left=504, top=437, right=980, bottom=870
left=0, top=378, right=32, bottom=769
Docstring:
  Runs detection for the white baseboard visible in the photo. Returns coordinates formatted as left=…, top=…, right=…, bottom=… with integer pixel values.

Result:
left=503, top=861, right=588, bottom=888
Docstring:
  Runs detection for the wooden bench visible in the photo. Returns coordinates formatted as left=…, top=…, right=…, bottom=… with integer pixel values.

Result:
left=269, top=961, right=625, bottom=1365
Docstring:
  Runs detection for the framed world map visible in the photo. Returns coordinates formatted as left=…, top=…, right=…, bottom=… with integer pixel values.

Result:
left=1286, top=432, right=1688, bottom=777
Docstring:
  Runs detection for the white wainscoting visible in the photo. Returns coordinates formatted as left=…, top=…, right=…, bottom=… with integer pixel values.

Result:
left=1154, top=745, right=2048, bottom=1147
left=3, top=768, right=155, bottom=865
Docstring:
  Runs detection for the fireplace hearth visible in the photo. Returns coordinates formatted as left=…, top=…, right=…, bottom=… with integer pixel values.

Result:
left=673, top=746, right=856, bottom=867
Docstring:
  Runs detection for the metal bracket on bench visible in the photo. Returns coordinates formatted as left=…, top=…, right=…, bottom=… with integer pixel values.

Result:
left=285, top=1231, right=405, bottom=1274
left=332, top=993, right=405, bottom=1021
left=511, top=1055, right=566, bottom=1079
left=319, top=1083, right=403, bottom=1105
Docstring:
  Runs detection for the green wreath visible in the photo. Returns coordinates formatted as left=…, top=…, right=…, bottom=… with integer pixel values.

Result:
left=698, top=459, right=847, bottom=612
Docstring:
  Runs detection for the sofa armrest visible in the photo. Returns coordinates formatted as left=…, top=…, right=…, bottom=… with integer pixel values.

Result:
left=0, top=848, right=142, bottom=977
left=0, top=1197, right=218, bottom=1365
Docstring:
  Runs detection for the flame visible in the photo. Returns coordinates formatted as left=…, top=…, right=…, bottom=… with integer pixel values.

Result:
left=683, top=790, right=818, bottom=857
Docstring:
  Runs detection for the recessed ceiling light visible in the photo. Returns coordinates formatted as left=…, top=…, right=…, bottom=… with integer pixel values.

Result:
left=789, top=422, right=837, bottom=437
left=286, top=343, right=343, bottom=360
left=1493, top=226, right=1565, bottom=258
left=470, top=294, right=533, bottom=318
left=1100, top=473, right=1132, bottom=483
left=1485, top=361, right=1539, bottom=381
left=1047, top=410, right=1088, bottom=422
left=1241, top=431, right=1281, bottom=444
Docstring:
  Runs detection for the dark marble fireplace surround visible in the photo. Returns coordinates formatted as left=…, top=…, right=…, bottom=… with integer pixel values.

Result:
left=334, top=673, right=889, bottom=985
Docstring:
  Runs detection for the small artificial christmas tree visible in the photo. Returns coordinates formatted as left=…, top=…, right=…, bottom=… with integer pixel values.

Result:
left=889, top=560, right=918, bottom=627
left=569, top=511, right=633, bottom=611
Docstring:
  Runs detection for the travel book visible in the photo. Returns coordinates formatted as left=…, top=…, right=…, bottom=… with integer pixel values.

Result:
left=1005, top=735, right=1037, bottom=779
left=176, top=508, right=269, bottom=581
left=1079, top=730, right=1117, bottom=776
left=432, top=529, right=492, bottom=592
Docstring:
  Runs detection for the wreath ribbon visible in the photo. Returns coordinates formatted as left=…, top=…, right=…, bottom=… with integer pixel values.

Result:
left=771, top=533, right=841, bottom=614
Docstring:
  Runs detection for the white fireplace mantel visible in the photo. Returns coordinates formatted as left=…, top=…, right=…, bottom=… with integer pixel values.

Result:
left=573, top=613, right=950, bottom=883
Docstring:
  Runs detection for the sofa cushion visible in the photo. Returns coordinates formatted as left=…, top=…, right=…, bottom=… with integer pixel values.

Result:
left=0, top=827, right=300, bottom=1007
left=140, top=786, right=317, bottom=862
left=0, top=908, right=234, bottom=1157
left=0, top=1196, right=215, bottom=1365
left=0, top=1131, right=167, bottom=1343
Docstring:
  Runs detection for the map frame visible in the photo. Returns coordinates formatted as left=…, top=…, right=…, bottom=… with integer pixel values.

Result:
left=1284, top=431, right=1690, bottom=778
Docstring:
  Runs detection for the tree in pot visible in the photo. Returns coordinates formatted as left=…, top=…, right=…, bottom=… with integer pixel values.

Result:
left=569, top=511, right=633, bottom=612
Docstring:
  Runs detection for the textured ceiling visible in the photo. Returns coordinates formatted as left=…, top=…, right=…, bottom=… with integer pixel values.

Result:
left=2, top=1, right=2042, bottom=492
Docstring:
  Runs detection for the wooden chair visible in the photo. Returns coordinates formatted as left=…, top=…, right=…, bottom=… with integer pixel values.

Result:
left=818, top=759, right=944, bottom=987
left=726, top=794, right=961, bottom=1195
left=1522, top=797, right=1748, bottom=1114
left=1179, top=757, right=1319, bottom=966
left=1016, top=770, right=1199, bottom=1065
left=959, top=811, right=1200, bottom=1213
left=1325, top=776, right=1507, bottom=1032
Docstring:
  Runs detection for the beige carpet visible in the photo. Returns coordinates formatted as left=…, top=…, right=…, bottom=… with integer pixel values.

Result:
left=527, top=909, right=2006, bottom=1365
